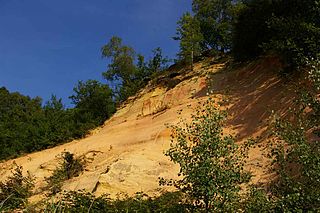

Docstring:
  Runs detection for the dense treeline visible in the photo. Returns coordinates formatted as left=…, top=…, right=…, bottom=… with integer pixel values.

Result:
left=0, top=81, right=115, bottom=160
left=175, top=0, right=320, bottom=73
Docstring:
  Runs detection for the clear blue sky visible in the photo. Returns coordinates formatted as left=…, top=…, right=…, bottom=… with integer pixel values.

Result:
left=0, top=0, right=191, bottom=106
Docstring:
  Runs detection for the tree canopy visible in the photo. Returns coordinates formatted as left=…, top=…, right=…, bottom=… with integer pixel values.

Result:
left=0, top=82, right=115, bottom=160
left=233, top=0, right=320, bottom=72
left=192, top=0, right=238, bottom=52
left=102, top=36, right=169, bottom=102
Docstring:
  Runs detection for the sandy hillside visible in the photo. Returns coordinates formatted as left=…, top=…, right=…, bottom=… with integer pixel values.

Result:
left=0, top=57, right=295, bottom=199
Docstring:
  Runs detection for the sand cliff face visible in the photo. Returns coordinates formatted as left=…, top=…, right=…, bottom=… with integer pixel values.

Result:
left=0, top=58, right=294, bottom=199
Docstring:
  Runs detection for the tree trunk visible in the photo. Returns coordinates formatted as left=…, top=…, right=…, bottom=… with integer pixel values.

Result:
left=191, top=50, right=194, bottom=71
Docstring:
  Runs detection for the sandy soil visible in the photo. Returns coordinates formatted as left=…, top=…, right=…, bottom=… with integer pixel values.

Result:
left=0, top=57, right=296, bottom=200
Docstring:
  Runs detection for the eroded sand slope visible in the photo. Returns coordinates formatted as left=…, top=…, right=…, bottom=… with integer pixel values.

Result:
left=0, top=58, right=294, bottom=199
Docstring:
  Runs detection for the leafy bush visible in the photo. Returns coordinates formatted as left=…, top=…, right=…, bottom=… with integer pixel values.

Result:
left=243, top=186, right=274, bottom=213
left=160, top=98, right=252, bottom=212
left=0, top=163, right=34, bottom=211
left=45, top=152, right=84, bottom=195
left=41, top=190, right=184, bottom=212
left=244, top=81, right=320, bottom=212
left=268, top=106, right=320, bottom=211
left=306, top=56, right=320, bottom=91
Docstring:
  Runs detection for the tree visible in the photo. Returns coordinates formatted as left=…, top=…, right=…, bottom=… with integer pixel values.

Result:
left=0, top=85, right=115, bottom=161
left=0, top=87, right=44, bottom=158
left=192, top=0, right=239, bottom=52
left=70, top=80, right=115, bottom=125
left=101, top=36, right=141, bottom=102
left=161, top=99, right=251, bottom=212
left=147, top=47, right=170, bottom=75
left=135, top=47, right=170, bottom=83
left=262, top=0, right=320, bottom=71
left=102, top=37, right=170, bottom=101
left=41, top=95, right=76, bottom=145
left=232, top=0, right=274, bottom=61
left=233, top=0, right=320, bottom=72
left=174, top=12, right=203, bottom=70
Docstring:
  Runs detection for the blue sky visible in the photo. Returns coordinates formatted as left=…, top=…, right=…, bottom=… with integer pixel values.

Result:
left=0, top=0, right=191, bottom=106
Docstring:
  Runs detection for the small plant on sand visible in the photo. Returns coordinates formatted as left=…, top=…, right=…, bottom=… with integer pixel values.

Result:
left=160, top=98, right=252, bottom=212
left=0, top=163, right=34, bottom=211
left=45, top=151, right=84, bottom=195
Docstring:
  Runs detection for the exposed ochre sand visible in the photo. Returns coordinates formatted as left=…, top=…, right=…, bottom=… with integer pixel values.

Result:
left=0, top=57, right=295, bottom=200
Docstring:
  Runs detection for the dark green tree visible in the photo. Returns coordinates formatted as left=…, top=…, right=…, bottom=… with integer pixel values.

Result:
left=41, top=95, right=75, bottom=145
left=70, top=80, right=115, bottom=125
left=102, top=37, right=169, bottom=101
left=0, top=83, right=115, bottom=161
left=232, top=0, right=274, bottom=61
left=0, top=87, right=44, bottom=158
left=101, top=36, right=141, bottom=102
left=192, top=0, right=240, bottom=52
left=233, top=0, right=320, bottom=72
left=262, top=0, right=320, bottom=71
left=174, top=12, right=203, bottom=70
left=147, top=47, right=170, bottom=75
left=135, top=47, right=169, bottom=83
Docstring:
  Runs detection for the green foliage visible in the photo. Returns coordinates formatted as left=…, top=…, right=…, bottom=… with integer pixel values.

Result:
left=70, top=79, right=115, bottom=126
left=174, top=12, right=203, bottom=70
left=0, top=87, right=44, bottom=158
left=192, top=0, right=241, bottom=52
left=45, top=152, right=84, bottom=195
left=0, top=164, right=34, bottom=211
left=45, top=190, right=111, bottom=212
left=41, top=191, right=184, bottom=212
left=0, top=84, right=115, bottom=161
left=41, top=96, right=77, bottom=146
left=102, top=37, right=169, bottom=102
left=261, top=0, right=320, bottom=71
left=306, top=56, right=320, bottom=91
left=161, top=99, right=251, bottom=212
left=147, top=47, right=171, bottom=77
left=233, top=0, right=320, bottom=72
left=102, top=36, right=138, bottom=102
left=244, top=80, right=320, bottom=212
left=268, top=101, right=320, bottom=211
left=242, top=186, right=274, bottom=213
left=232, top=0, right=274, bottom=61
